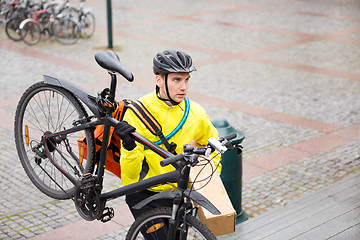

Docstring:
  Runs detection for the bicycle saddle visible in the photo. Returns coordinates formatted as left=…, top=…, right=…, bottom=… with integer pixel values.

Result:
left=95, top=50, right=134, bottom=82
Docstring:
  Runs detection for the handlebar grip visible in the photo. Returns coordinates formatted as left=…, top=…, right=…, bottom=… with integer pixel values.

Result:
left=223, top=132, right=237, bottom=141
left=160, top=153, right=184, bottom=167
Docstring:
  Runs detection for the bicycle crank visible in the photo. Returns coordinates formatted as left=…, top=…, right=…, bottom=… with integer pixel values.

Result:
left=74, top=173, right=103, bottom=221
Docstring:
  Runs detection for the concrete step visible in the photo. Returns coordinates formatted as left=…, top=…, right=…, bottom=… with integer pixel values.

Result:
left=220, top=172, right=360, bottom=240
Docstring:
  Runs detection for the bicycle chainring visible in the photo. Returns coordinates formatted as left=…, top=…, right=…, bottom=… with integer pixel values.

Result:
left=74, top=174, right=103, bottom=221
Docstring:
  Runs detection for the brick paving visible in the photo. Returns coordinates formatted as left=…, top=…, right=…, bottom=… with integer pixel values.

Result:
left=0, top=0, right=360, bottom=239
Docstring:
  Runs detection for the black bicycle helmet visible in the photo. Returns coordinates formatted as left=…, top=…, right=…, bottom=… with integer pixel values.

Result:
left=153, top=50, right=197, bottom=75
left=153, top=50, right=197, bottom=106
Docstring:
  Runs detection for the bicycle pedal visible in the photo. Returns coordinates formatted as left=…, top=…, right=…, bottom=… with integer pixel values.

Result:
left=100, top=207, right=114, bottom=223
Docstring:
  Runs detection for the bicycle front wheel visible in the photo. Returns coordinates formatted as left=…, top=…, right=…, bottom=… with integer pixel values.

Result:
left=53, top=17, right=80, bottom=45
left=80, top=12, right=95, bottom=38
left=14, top=82, right=96, bottom=199
left=20, top=19, right=41, bottom=46
left=126, top=207, right=216, bottom=240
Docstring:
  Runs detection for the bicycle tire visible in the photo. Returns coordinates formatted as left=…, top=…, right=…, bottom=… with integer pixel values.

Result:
left=5, top=16, right=23, bottom=41
left=80, top=12, right=95, bottom=38
left=14, top=81, right=96, bottom=200
left=53, top=17, right=80, bottom=45
left=20, top=19, right=41, bottom=46
left=59, top=6, right=79, bottom=20
left=126, top=207, right=216, bottom=240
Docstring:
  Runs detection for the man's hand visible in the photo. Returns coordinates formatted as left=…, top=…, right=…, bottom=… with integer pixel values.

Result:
left=115, top=121, right=136, bottom=151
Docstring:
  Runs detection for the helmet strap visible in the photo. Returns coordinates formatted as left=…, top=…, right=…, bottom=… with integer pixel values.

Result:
left=156, top=74, right=180, bottom=106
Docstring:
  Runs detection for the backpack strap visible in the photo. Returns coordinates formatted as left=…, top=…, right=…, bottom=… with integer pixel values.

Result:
left=124, top=98, right=190, bottom=153
left=125, top=100, right=162, bottom=136
left=125, top=99, right=174, bottom=152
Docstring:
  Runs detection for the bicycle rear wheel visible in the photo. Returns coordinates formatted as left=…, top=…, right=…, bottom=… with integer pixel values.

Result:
left=126, top=207, right=216, bottom=240
left=53, top=17, right=80, bottom=45
left=5, top=16, right=23, bottom=41
left=14, top=81, right=96, bottom=199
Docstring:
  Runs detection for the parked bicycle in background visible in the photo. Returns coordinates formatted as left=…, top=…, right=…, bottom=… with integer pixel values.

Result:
left=0, top=0, right=19, bottom=23
left=4, top=0, right=36, bottom=41
left=64, top=0, right=95, bottom=38
left=19, top=1, right=81, bottom=45
left=2, top=0, right=95, bottom=44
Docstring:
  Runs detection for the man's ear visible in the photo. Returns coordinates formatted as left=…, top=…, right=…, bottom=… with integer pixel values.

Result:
left=155, top=75, right=163, bottom=88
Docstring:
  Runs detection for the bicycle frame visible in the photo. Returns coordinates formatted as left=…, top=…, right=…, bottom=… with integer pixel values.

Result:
left=42, top=74, right=220, bottom=217
left=32, top=9, right=48, bottom=25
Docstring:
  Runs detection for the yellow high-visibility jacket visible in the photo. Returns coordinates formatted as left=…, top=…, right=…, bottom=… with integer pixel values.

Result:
left=120, top=91, right=220, bottom=192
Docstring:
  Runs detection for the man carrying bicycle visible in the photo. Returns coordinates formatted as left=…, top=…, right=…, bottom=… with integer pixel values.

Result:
left=115, top=49, right=221, bottom=222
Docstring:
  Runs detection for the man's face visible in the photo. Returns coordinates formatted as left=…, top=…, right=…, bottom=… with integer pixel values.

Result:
left=156, top=72, right=190, bottom=105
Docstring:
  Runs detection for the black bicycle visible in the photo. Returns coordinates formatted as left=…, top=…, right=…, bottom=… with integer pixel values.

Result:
left=14, top=50, right=238, bottom=240
left=4, top=0, right=35, bottom=41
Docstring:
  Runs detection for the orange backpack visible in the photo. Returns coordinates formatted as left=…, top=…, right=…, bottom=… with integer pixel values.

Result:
left=77, top=99, right=187, bottom=178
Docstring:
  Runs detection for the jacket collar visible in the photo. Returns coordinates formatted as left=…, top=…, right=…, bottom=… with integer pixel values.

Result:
left=150, top=91, right=185, bottom=111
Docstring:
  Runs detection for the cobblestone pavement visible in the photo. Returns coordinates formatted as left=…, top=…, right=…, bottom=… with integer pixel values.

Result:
left=1, top=0, right=360, bottom=239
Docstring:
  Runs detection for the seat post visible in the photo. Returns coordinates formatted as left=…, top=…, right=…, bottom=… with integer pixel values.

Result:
left=109, top=72, right=117, bottom=102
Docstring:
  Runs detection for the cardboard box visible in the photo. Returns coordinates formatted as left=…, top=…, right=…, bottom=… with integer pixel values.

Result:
left=189, top=156, right=236, bottom=236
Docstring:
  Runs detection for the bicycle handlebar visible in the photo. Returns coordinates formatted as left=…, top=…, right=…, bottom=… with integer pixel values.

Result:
left=160, top=133, right=238, bottom=167
left=160, top=153, right=185, bottom=167
left=220, top=132, right=237, bottom=141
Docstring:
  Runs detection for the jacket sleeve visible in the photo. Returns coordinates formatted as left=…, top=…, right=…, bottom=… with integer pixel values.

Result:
left=193, top=106, right=222, bottom=173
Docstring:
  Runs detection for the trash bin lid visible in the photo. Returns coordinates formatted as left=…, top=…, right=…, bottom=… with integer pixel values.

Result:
left=212, top=118, right=245, bottom=144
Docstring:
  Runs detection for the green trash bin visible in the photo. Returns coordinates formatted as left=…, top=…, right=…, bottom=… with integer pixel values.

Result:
left=212, top=118, right=248, bottom=224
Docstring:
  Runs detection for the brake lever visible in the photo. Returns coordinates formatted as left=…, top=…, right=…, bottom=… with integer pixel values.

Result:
left=235, top=144, right=243, bottom=151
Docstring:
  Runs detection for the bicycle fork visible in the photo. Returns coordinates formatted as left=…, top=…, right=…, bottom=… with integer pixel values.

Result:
left=168, top=197, right=188, bottom=240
